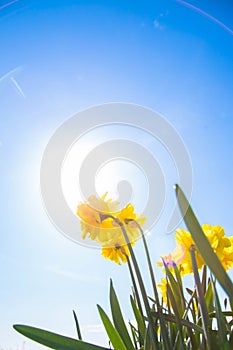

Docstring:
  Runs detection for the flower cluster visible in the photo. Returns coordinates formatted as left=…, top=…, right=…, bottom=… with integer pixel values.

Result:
left=158, top=224, right=233, bottom=275
left=157, top=224, right=233, bottom=301
left=77, top=193, right=146, bottom=264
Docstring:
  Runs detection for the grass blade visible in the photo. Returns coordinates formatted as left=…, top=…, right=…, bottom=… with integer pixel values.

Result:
left=211, top=276, right=230, bottom=350
left=150, top=311, right=204, bottom=333
left=97, top=305, right=127, bottom=350
left=73, top=310, right=82, bottom=340
left=165, top=267, right=184, bottom=317
left=130, top=295, right=146, bottom=339
left=109, top=280, right=134, bottom=350
left=166, top=283, right=185, bottom=350
left=190, top=246, right=211, bottom=349
left=13, top=325, right=109, bottom=350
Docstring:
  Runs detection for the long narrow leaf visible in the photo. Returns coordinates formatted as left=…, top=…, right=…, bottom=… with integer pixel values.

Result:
left=128, top=322, right=139, bottom=349
left=143, top=324, right=151, bottom=350
left=205, top=279, right=214, bottom=314
left=13, top=325, right=109, bottom=350
left=190, top=247, right=211, bottom=349
left=130, top=295, right=146, bottom=339
left=166, top=283, right=185, bottom=350
left=73, top=310, right=82, bottom=340
left=175, top=184, right=233, bottom=302
left=211, top=276, right=230, bottom=350
left=97, top=305, right=127, bottom=350
left=150, top=312, right=204, bottom=333
left=109, top=280, right=134, bottom=350
left=165, top=267, right=184, bottom=317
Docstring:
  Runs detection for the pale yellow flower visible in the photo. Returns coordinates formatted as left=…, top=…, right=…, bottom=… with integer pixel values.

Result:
left=77, top=193, right=119, bottom=240
left=77, top=194, right=146, bottom=264
left=216, top=234, right=233, bottom=271
left=174, top=228, right=204, bottom=275
left=158, top=224, right=233, bottom=275
left=115, top=204, right=146, bottom=244
left=202, top=224, right=232, bottom=270
left=101, top=234, right=131, bottom=265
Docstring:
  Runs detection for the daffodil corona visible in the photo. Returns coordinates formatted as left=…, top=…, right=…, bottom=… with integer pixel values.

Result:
left=77, top=194, right=146, bottom=264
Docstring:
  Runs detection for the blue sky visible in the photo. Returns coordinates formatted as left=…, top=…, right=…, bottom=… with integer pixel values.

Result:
left=1, top=0, right=233, bottom=349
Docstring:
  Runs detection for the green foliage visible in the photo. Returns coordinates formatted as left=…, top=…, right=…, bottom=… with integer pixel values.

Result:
left=130, top=295, right=146, bottom=340
left=97, top=305, right=128, bottom=350
left=14, top=186, right=233, bottom=349
left=109, top=280, right=135, bottom=350
left=13, top=325, right=109, bottom=350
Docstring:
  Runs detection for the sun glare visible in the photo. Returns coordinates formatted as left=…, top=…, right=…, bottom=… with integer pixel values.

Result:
left=61, top=132, right=149, bottom=215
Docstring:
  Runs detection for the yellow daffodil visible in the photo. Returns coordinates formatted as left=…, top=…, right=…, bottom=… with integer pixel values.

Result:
left=158, top=224, right=233, bottom=275
left=202, top=224, right=233, bottom=270
left=101, top=234, right=131, bottom=265
left=174, top=228, right=205, bottom=274
left=222, top=236, right=233, bottom=270
left=77, top=194, right=146, bottom=264
left=115, top=204, right=146, bottom=244
left=77, top=193, right=119, bottom=240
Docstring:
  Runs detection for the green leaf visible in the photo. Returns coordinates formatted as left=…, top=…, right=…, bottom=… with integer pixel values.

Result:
left=190, top=247, right=211, bottom=348
left=209, top=311, right=233, bottom=318
left=143, top=324, right=151, bottom=350
left=128, top=322, right=139, bottom=349
left=205, top=280, right=214, bottom=313
left=109, top=280, right=134, bottom=350
left=166, top=283, right=185, bottom=350
left=150, top=312, right=204, bottom=333
left=175, top=184, right=233, bottom=302
left=130, top=295, right=146, bottom=340
left=97, top=305, right=127, bottom=350
left=13, top=325, right=109, bottom=350
left=211, top=276, right=230, bottom=350
left=201, top=265, right=207, bottom=295
left=73, top=310, right=82, bottom=340
left=165, top=267, right=184, bottom=317
left=173, top=265, right=184, bottom=296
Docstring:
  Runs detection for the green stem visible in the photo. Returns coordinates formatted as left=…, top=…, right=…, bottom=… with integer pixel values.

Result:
left=134, top=222, right=160, bottom=306
left=190, top=245, right=211, bottom=350
left=126, top=255, right=144, bottom=347
left=114, top=218, right=158, bottom=349
left=134, top=221, right=171, bottom=350
left=126, top=255, right=144, bottom=322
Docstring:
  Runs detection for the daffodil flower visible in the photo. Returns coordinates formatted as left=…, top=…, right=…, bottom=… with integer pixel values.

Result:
left=158, top=224, right=233, bottom=276
left=77, top=193, right=146, bottom=264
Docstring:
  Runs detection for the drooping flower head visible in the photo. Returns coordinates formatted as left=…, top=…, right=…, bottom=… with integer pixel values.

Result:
left=101, top=235, right=131, bottom=265
left=77, top=192, right=119, bottom=241
left=77, top=193, right=146, bottom=264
